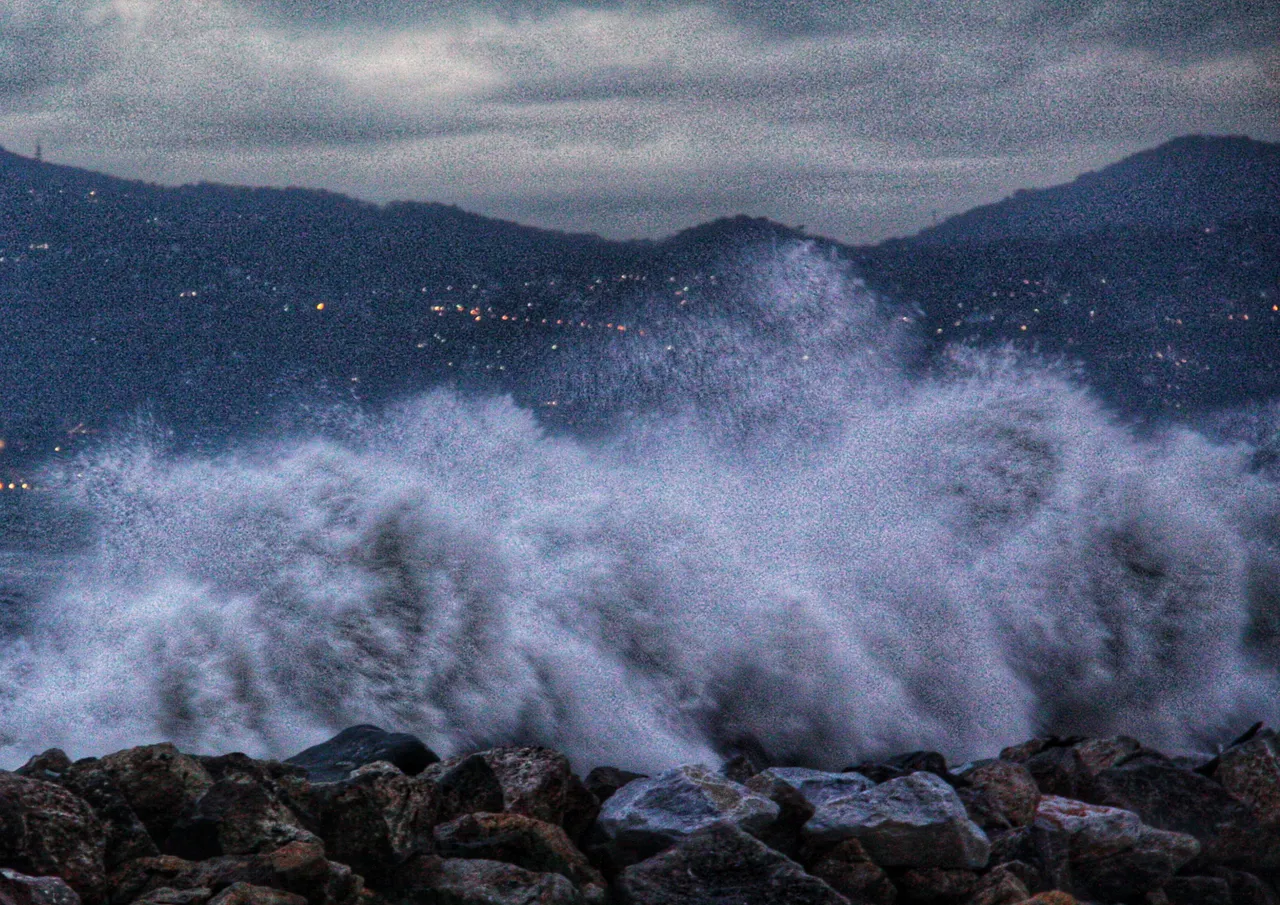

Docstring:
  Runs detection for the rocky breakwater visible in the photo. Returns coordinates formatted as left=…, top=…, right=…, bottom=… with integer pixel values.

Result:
left=5, top=724, right=1280, bottom=904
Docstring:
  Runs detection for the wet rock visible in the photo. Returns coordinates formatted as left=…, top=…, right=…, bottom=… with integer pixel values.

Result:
left=894, top=868, right=977, bottom=905
left=0, top=867, right=81, bottom=905
left=582, top=769, right=644, bottom=806
left=1034, top=795, right=1199, bottom=900
left=57, top=761, right=159, bottom=870
left=1086, top=753, right=1263, bottom=865
left=97, top=746, right=214, bottom=845
left=954, top=761, right=1039, bottom=830
left=311, top=767, right=436, bottom=879
left=432, top=812, right=604, bottom=895
left=806, top=839, right=896, bottom=905
left=0, top=773, right=106, bottom=904
left=616, top=823, right=850, bottom=905
left=755, top=768, right=876, bottom=808
left=206, top=883, right=305, bottom=905
left=400, top=857, right=582, bottom=905
left=1163, top=876, right=1232, bottom=905
left=596, top=764, right=778, bottom=866
left=166, top=771, right=318, bottom=860
left=805, top=771, right=990, bottom=870
left=743, top=771, right=815, bottom=858
left=284, top=727, right=437, bottom=784
left=423, top=756, right=505, bottom=824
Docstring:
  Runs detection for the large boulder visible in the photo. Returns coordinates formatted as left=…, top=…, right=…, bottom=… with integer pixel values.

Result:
left=476, top=748, right=587, bottom=829
left=753, top=768, right=874, bottom=809
left=742, top=772, right=816, bottom=858
left=804, top=839, right=896, bottom=905
left=96, top=746, right=214, bottom=845
left=582, top=769, right=645, bottom=806
left=423, top=755, right=505, bottom=824
left=616, top=823, right=851, bottom=905
left=954, top=761, right=1040, bottom=830
left=311, top=764, right=437, bottom=879
left=432, top=812, right=604, bottom=898
left=284, top=726, right=437, bottom=783
left=0, top=773, right=106, bottom=904
left=1034, top=795, right=1200, bottom=900
left=0, top=867, right=81, bottom=905
left=165, top=772, right=318, bottom=860
left=804, top=771, right=990, bottom=870
left=1214, top=729, right=1280, bottom=864
left=596, top=765, right=778, bottom=865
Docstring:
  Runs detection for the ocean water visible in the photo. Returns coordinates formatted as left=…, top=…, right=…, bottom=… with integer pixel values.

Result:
left=2, top=244, right=1278, bottom=772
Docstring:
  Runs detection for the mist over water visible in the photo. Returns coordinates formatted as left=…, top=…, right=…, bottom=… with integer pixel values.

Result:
left=3, top=244, right=1280, bottom=772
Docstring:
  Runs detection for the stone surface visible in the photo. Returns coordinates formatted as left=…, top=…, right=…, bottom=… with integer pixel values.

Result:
left=206, top=882, right=306, bottom=905
left=616, top=823, right=850, bottom=905
left=1072, top=737, right=1143, bottom=776
left=130, top=886, right=213, bottom=905
left=1023, top=747, right=1089, bottom=800
left=806, top=839, right=896, bottom=905
left=285, top=726, right=437, bottom=784
left=967, top=865, right=1031, bottom=905
left=743, top=771, right=816, bottom=858
left=0, top=773, right=106, bottom=904
left=166, top=772, right=318, bottom=860
left=15, top=753, right=73, bottom=784
left=596, top=764, right=779, bottom=865
left=57, top=761, right=159, bottom=870
left=479, top=748, right=577, bottom=828
left=1163, top=876, right=1232, bottom=905
left=432, top=812, right=604, bottom=894
left=1034, top=795, right=1200, bottom=900
left=403, top=857, right=583, bottom=905
left=311, top=768, right=437, bottom=878
left=582, top=769, right=644, bottom=806
left=894, top=868, right=977, bottom=905
left=0, top=867, right=81, bottom=905
left=955, top=761, right=1040, bottom=830
left=805, top=771, right=990, bottom=869
left=1216, top=731, right=1280, bottom=829
left=755, top=768, right=875, bottom=809
left=97, top=746, right=215, bottom=845
left=425, top=755, right=505, bottom=824
left=1205, top=867, right=1280, bottom=905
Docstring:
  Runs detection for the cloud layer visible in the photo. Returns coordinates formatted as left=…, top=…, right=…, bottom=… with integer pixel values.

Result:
left=2, top=0, right=1276, bottom=242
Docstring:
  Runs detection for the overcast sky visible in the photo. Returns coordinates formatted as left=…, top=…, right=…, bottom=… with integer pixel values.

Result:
left=2, top=0, right=1276, bottom=244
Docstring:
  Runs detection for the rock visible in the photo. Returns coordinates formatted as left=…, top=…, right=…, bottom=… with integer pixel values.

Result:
left=954, top=761, right=1040, bottom=830
left=1072, top=737, right=1144, bottom=776
left=478, top=748, right=578, bottom=827
left=1019, top=894, right=1079, bottom=905
left=432, top=813, right=604, bottom=894
left=1034, top=795, right=1199, bottom=900
left=97, top=746, right=215, bottom=845
left=596, top=764, right=778, bottom=865
left=805, top=771, right=990, bottom=870
left=1205, top=867, right=1280, bottom=905
left=806, top=839, right=896, bottom=905
left=0, top=773, right=106, bottom=904
left=998, top=738, right=1084, bottom=765
left=616, top=823, right=851, bottom=905
left=0, top=867, right=81, bottom=905
left=1022, top=747, right=1089, bottom=800
left=106, top=856, right=197, bottom=905
left=986, top=827, right=1063, bottom=894
left=1163, top=876, right=1232, bottom=905
left=1215, top=730, right=1280, bottom=829
left=15, top=752, right=73, bottom=783
left=894, top=868, right=977, bottom=905
left=582, top=769, right=644, bottom=806
left=558, top=777, right=599, bottom=851
left=284, top=727, right=437, bottom=784
left=967, top=865, right=1031, bottom=905
left=755, top=768, right=876, bottom=808
left=425, top=756, right=505, bottom=824
left=719, top=754, right=760, bottom=784
left=261, top=841, right=362, bottom=905
left=311, top=768, right=437, bottom=878
left=743, top=771, right=815, bottom=858
left=1085, top=754, right=1263, bottom=865
left=131, top=888, right=213, bottom=905
left=398, top=857, right=582, bottom=904
left=166, top=771, right=319, bottom=860
left=57, top=761, right=160, bottom=870
left=206, top=883, right=306, bottom=905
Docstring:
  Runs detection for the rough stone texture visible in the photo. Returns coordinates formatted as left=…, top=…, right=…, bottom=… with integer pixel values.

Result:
left=1163, top=876, right=1233, bottom=905
left=1205, top=867, right=1280, bottom=905
left=1086, top=755, right=1263, bottom=865
left=432, top=812, right=604, bottom=894
left=261, top=841, right=362, bottom=905
left=596, top=764, right=779, bottom=865
left=0, top=867, right=81, bottom=905
left=15, top=753, right=74, bottom=784
left=755, top=768, right=875, bottom=809
left=402, top=857, right=583, bottom=905
left=1019, top=894, right=1079, bottom=905
left=955, top=761, right=1040, bottom=830
left=479, top=748, right=577, bottom=828
left=97, top=746, right=215, bottom=845
left=425, top=755, right=505, bottom=824
left=166, top=773, right=318, bottom=860
left=0, top=773, right=107, bottom=904
left=806, top=839, right=896, bottom=905
left=1023, top=747, right=1089, bottom=800
left=805, top=771, right=990, bottom=870
left=1216, top=730, right=1280, bottom=849
left=1072, top=737, right=1144, bottom=776
left=205, top=883, right=306, bottom=905
left=582, top=769, right=644, bottom=806
left=106, top=855, right=197, bottom=904
left=284, top=726, right=437, bottom=784
left=312, top=768, right=437, bottom=879
left=743, top=771, right=815, bottom=858
left=1034, top=795, right=1200, bottom=900
left=616, top=823, right=850, bottom=905
left=57, top=761, right=159, bottom=870
left=967, top=865, right=1031, bottom=905
left=130, top=886, right=213, bottom=905
left=894, top=868, right=977, bottom=905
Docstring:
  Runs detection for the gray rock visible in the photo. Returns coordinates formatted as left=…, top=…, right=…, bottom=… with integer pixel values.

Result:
left=617, top=823, right=851, bottom=905
left=0, top=773, right=107, bottom=904
left=402, top=857, right=583, bottom=905
left=284, top=725, right=437, bottom=783
left=0, top=867, right=81, bottom=905
left=756, top=768, right=875, bottom=808
left=597, top=764, right=779, bottom=865
left=805, top=771, right=990, bottom=869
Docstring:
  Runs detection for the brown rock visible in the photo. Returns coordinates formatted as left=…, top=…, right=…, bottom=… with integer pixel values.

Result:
left=895, top=868, right=977, bottom=905
left=956, top=762, right=1040, bottom=830
left=312, top=767, right=436, bottom=878
left=432, top=812, right=602, bottom=895
left=1073, top=737, right=1143, bottom=776
left=15, top=753, right=73, bottom=783
left=966, top=865, right=1030, bottom=905
left=206, top=883, right=306, bottom=905
left=807, top=839, right=896, bottom=905
left=0, top=867, right=81, bottom=905
left=165, top=773, right=319, bottom=859
left=479, top=748, right=575, bottom=827
left=1216, top=731, right=1280, bottom=831
left=263, top=842, right=362, bottom=905
left=398, top=857, right=582, bottom=904
left=106, top=856, right=195, bottom=905
left=424, top=756, right=504, bottom=824
left=97, top=746, right=214, bottom=844
left=55, top=761, right=160, bottom=871
left=131, top=888, right=212, bottom=905
left=0, top=772, right=106, bottom=904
